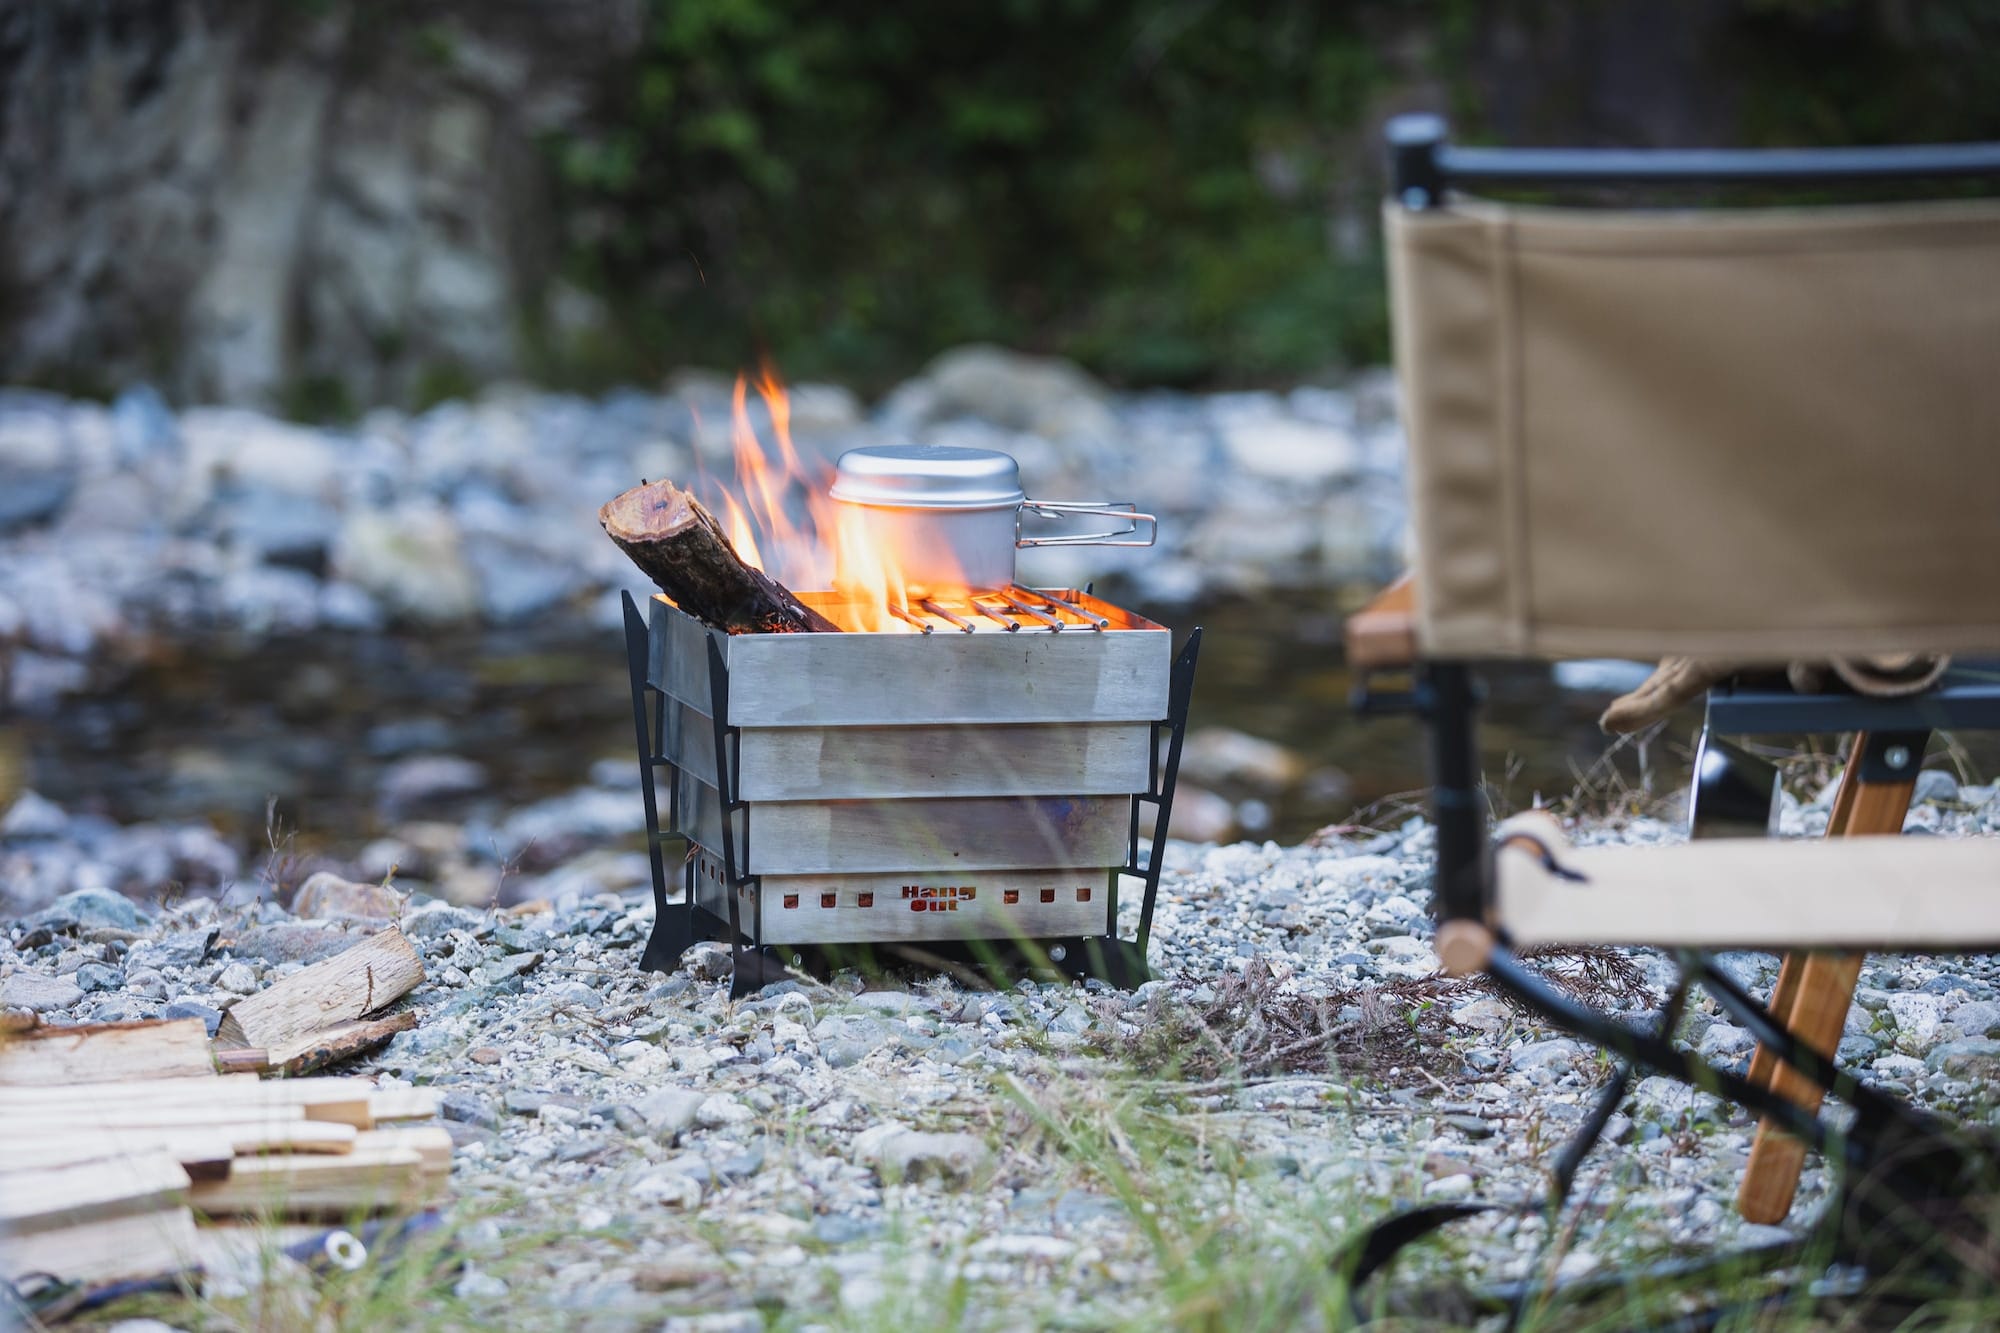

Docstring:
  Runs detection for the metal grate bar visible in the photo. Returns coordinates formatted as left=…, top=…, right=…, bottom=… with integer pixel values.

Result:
left=997, top=592, right=1065, bottom=631
left=917, top=599, right=977, bottom=632
left=1028, top=588, right=1111, bottom=630
left=887, top=604, right=934, bottom=634
left=970, top=599, right=1022, bottom=631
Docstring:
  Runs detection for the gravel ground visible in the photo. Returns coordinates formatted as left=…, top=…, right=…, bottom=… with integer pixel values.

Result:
left=6, top=779, right=2000, bottom=1330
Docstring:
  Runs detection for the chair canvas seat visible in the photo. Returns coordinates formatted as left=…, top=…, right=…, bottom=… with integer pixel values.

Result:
left=1494, top=815, right=2000, bottom=949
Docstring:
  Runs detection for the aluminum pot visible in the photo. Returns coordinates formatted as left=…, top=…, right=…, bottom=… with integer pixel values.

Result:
left=828, top=445, right=1156, bottom=594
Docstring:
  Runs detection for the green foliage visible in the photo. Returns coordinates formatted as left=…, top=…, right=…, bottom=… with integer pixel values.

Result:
left=543, top=0, right=2000, bottom=392
left=548, top=0, right=1412, bottom=390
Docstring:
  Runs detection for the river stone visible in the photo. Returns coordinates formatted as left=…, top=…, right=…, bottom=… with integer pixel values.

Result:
left=1913, top=768, right=1960, bottom=805
left=39, top=886, right=142, bottom=932
left=1179, top=727, right=1307, bottom=792
left=1512, top=1038, right=1587, bottom=1074
left=1696, top=1023, right=1755, bottom=1062
left=162, top=1000, right=225, bottom=1036
left=1, top=971, right=83, bottom=1012
left=1217, top=415, right=1360, bottom=486
left=379, top=756, right=488, bottom=819
left=291, top=870, right=404, bottom=921
left=858, top=1127, right=993, bottom=1188
left=1947, top=1000, right=2000, bottom=1039
left=632, top=1166, right=703, bottom=1209
left=441, top=1091, right=502, bottom=1130
left=215, top=961, right=259, bottom=993
left=917, top=344, right=1116, bottom=439
left=636, top=1087, right=706, bottom=1139
left=681, top=941, right=732, bottom=983
left=225, top=923, right=364, bottom=965
left=1887, top=992, right=1945, bottom=1053
left=1927, top=1038, right=2000, bottom=1079
left=0, top=407, right=79, bottom=531
left=74, top=962, right=123, bottom=991
left=2, top=790, right=69, bottom=840
left=331, top=505, right=479, bottom=624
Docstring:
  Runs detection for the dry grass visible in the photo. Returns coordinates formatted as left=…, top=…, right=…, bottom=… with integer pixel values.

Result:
left=1098, top=947, right=1657, bottom=1089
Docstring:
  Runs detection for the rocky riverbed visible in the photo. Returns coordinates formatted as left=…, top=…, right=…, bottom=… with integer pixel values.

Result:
left=6, top=780, right=1999, bottom=1329
left=0, top=346, right=1406, bottom=714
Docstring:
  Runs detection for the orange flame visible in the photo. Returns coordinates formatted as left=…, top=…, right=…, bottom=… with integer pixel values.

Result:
left=715, top=364, right=968, bottom=632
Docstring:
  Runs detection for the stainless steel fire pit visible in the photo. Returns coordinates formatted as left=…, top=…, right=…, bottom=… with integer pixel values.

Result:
left=620, top=586, right=1200, bottom=995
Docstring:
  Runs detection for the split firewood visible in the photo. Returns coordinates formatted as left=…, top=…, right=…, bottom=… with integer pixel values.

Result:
left=0, top=1016, right=217, bottom=1085
left=190, top=1145, right=438, bottom=1218
left=0, top=1200, right=199, bottom=1287
left=0, top=1074, right=379, bottom=1128
left=0, top=1151, right=192, bottom=1235
left=599, top=478, right=839, bottom=634
left=258, top=1011, right=419, bottom=1078
left=214, top=925, right=424, bottom=1052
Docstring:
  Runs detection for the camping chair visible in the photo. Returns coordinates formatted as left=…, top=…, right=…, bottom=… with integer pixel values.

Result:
left=1341, top=114, right=2000, bottom=1316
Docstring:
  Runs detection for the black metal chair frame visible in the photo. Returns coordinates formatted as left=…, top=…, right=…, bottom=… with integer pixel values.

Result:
left=1346, top=116, right=2000, bottom=1323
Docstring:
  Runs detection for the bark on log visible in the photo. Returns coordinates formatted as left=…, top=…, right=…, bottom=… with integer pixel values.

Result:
left=598, top=479, right=839, bottom=634
left=214, top=927, right=424, bottom=1052
left=266, top=1012, right=419, bottom=1078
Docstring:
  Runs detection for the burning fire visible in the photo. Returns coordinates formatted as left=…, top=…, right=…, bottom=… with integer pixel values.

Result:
left=710, top=367, right=950, bottom=633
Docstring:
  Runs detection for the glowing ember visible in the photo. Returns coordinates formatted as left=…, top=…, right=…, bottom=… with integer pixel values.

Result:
left=710, top=365, right=968, bottom=632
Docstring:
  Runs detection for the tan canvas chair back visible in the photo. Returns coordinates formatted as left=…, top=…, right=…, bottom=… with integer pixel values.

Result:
left=1387, top=197, right=2000, bottom=660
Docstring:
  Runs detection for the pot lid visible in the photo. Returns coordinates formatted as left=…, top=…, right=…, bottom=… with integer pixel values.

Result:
left=828, top=445, right=1026, bottom=509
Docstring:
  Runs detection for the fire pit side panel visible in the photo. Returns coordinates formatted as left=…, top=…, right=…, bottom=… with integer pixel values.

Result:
left=721, top=627, right=1170, bottom=726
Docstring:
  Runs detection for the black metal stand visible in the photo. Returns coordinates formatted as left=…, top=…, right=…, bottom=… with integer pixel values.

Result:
left=1343, top=652, right=2000, bottom=1322
left=1341, top=939, right=2000, bottom=1325
left=620, top=591, right=1201, bottom=996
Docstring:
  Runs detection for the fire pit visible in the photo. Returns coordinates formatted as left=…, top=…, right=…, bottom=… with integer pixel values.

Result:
left=604, top=375, right=1199, bottom=994
left=620, top=584, right=1198, bottom=995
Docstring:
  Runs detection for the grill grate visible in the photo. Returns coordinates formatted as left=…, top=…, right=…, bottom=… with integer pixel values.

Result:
left=893, top=585, right=1110, bottom=634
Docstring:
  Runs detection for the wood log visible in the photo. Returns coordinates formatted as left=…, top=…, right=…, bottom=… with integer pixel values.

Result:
left=366, top=1086, right=442, bottom=1123
left=0, top=1074, right=378, bottom=1128
left=357, top=1126, right=454, bottom=1175
left=0, top=1151, right=191, bottom=1234
left=0, top=1205, right=199, bottom=1286
left=0, top=1122, right=357, bottom=1175
left=215, top=926, right=424, bottom=1052
left=598, top=479, right=839, bottom=634
left=190, top=1146, right=435, bottom=1218
left=0, top=1016, right=217, bottom=1085
left=270, top=1012, right=417, bottom=1077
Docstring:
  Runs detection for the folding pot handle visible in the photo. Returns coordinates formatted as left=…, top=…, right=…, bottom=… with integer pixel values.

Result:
left=1016, top=500, right=1158, bottom=548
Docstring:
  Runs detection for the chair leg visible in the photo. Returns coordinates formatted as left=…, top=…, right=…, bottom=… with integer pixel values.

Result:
left=1737, top=733, right=1918, bottom=1224
left=1741, top=745, right=1866, bottom=1094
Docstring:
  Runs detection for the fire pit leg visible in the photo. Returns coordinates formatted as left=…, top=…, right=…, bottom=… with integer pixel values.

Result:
left=625, top=592, right=698, bottom=973
left=1104, top=625, right=1203, bottom=979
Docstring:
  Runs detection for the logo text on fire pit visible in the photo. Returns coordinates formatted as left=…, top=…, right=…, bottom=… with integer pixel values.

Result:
left=902, top=884, right=977, bottom=912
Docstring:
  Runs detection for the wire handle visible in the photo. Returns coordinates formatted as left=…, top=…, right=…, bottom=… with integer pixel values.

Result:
left=1016, top=500, right=1158, bottom=548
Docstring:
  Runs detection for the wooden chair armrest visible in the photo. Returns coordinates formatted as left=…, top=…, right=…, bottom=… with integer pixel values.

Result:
left=1344, top=572, right=1419, bottom=669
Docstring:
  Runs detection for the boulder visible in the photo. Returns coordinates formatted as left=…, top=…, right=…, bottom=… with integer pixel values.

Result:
left=1179, top=727, right=1307, bottom=792
left=290, top=870, right=404, bottom=922
left=916, top=345, right=1117, bottom=439
left=1215, top=413, right=1360, bottom=486
left=0, top=403, right=79, bottom=531
left=331, top=505, right=479, bottom=624
left=379, top=755, right=488, bottom=819
left=2, top=791, right=70, bottom=841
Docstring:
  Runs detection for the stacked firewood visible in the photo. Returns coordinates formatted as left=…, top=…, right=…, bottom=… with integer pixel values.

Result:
left=0, top=927, right=446, bottom=1290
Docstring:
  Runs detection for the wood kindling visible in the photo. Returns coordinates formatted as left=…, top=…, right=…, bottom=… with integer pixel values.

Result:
left=599, top=478, right=839, bottom=634
left=214, top=926, right=424, bottom=1052
left=0, top=1016, right=217, bottom=1084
